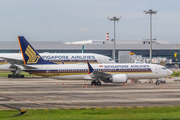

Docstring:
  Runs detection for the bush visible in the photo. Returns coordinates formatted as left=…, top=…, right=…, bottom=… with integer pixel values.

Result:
left=175, top=72, right=179, bottom=76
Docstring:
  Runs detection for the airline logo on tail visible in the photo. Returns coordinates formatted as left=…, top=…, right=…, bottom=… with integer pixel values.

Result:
left=25, top=45, right=40, bottom=64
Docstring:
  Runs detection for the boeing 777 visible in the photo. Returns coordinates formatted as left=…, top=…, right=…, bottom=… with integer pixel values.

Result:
left=0, top=47, right=114, bottom=78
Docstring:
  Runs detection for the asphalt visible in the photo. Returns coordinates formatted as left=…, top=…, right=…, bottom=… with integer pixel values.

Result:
left=0, top=77, right=180, bottom=110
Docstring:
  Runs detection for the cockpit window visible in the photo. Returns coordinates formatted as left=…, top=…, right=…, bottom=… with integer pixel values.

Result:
left=162, top=67, right=167, bottom=70
left=109, top=59, right=112, bottom=61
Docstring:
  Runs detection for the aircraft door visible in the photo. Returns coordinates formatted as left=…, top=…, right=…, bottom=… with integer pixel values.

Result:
left=155, top=67, right=158, bottom=74
left=98, top=57, right=102, bottom=63
left=46, top=67, right=50, bottom=75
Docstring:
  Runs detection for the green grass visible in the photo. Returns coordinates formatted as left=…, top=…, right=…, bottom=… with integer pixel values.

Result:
left=0, top=71, right=34, bottom=77
left=171, top=71, right=180, bottom=77
left=1, top=107, right=180, bottom=120
left=0, top=110, right=19, bottom=119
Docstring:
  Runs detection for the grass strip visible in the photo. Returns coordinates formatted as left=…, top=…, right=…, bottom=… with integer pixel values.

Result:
left=171, top=71, right=180, bottom=77
left=0, top=110, right=19, bottom=119
left=1, top=106, right=180, bottom=120
left=0, top=71, right=34, bottom=77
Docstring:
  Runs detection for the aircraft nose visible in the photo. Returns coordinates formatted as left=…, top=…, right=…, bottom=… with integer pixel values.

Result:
left=169, top=70, right=173, bottom=75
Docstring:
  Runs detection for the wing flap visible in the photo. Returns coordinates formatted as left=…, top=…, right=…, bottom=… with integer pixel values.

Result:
left=92, top=71, right=112, bottom=79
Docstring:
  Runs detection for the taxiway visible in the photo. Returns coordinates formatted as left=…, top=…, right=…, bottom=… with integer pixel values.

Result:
left=0, top=77, right=180, bottom=110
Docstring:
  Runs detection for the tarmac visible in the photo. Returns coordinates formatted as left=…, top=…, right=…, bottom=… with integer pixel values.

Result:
left=0, top=77, right=180, bottom=110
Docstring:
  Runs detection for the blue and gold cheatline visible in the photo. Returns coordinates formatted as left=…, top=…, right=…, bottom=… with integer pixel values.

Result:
left=25, top=68, right=152, bottom=77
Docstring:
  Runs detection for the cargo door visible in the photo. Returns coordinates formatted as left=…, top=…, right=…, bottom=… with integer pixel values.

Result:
left=98, top=57, right=102, bottom=63
left=155, top=67, right=158, bottom=74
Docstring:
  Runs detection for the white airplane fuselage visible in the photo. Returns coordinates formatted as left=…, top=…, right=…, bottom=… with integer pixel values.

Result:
left=0, top=53, right=115, bottom=64
left=23, top=63, right=173, bottom=80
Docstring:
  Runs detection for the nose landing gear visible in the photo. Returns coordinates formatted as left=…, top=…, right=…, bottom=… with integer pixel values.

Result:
left=91, top=80, right=101, bottom=86
left=155, top=80, right=160, bottom=85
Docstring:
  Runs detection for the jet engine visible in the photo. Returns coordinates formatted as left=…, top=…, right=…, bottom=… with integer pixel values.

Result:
left=110, top=74, right=127, bottom=83
left=0, top=64, right=16, bottom=71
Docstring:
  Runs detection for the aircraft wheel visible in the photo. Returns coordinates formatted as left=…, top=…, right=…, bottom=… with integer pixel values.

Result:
left=91, top=82, right=93, bottom=85
left=8, top=74, right=12, bottom=78
left=16, top=75, right=20, bottom=78
left=97, top=81, right=101, bottom=86
left=91, top=81, right=95, bottom=85
left=94, top=82, right=97, bottom=85
left=91, top=81, right=94, bottom=85
left=20, top=75, right=24, bottom=78
left=12, top=75, right=16, bottom=78
left=156, top=81, right=160, bottom=85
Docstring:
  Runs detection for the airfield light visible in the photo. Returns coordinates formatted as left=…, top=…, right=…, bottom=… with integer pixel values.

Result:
left=108, top=16, right=121, bottom=61
left=144, top=9, right=158, bottom=63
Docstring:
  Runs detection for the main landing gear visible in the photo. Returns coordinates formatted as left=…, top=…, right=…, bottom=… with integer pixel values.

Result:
left=8, top=74, right=24, bottom=78
left=91, top=80, right=101, bottom=86
left=8, top=68, right=25, bottom=78
left=8, top=72, right=24, bottom=78
left=155, top=78, right=166, bottom=85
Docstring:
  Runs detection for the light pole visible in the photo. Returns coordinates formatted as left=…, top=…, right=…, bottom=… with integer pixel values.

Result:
left=108, top=16, right=121, bottom=61
left=144, top=9, right=157, bottom=63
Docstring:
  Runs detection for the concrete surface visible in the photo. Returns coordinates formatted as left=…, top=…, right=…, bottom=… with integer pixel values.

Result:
left=0, top=77, right=180, bottom=110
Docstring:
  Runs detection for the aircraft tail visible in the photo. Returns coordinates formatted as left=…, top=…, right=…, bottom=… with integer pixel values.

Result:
left=18, top=36, right=56, bottom=65
left=81, top=45, right=84, bottom=53
left=87, top=62, right=94, bottom=74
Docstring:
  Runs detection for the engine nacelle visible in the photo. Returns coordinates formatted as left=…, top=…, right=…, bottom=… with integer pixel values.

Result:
left=0, top=64, right=16, bottom=71
left=110, top=74, right=127, bottom=83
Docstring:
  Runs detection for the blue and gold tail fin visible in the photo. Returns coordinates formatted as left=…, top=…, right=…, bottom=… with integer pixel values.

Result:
left=18, top=36, right=56, bottom=65
left=87, top=62, right=94, bottom=74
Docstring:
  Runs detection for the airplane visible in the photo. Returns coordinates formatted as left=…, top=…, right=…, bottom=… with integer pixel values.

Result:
left=1, top=36, right=172, bottom=85
left=0, top=53, right=114, bottom=64
left=0, top=47, right=115, bottom=78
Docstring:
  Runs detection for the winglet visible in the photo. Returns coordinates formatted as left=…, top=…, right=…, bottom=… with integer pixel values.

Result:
left=18, top=36, right=56, bottom=65
left=87, top=62, right=94, bottom=74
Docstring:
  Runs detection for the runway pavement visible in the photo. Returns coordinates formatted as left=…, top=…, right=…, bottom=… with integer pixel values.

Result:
left=0, top=77, right=180, bottom=110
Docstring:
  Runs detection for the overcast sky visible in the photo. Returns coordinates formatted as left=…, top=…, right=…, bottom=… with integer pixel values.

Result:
left=0, top=0, right=180, bottom=43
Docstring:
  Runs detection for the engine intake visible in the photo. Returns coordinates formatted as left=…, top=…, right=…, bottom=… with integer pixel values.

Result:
left=110, top=74, right=127, bottom=83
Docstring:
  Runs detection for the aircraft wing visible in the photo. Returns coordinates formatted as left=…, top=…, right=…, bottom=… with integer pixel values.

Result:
left=91, top=71, right=112, bottom=79
left=83, top=71, right=112, bottom=81
left=0, top=57, right=37, bottom=69
left=87, top=62, right=112, bottom=80
left=0, top=57, right=24, bottom=65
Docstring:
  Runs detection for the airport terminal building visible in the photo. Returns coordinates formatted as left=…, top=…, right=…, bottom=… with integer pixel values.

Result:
left=0, top=39, right=179, bottom=67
